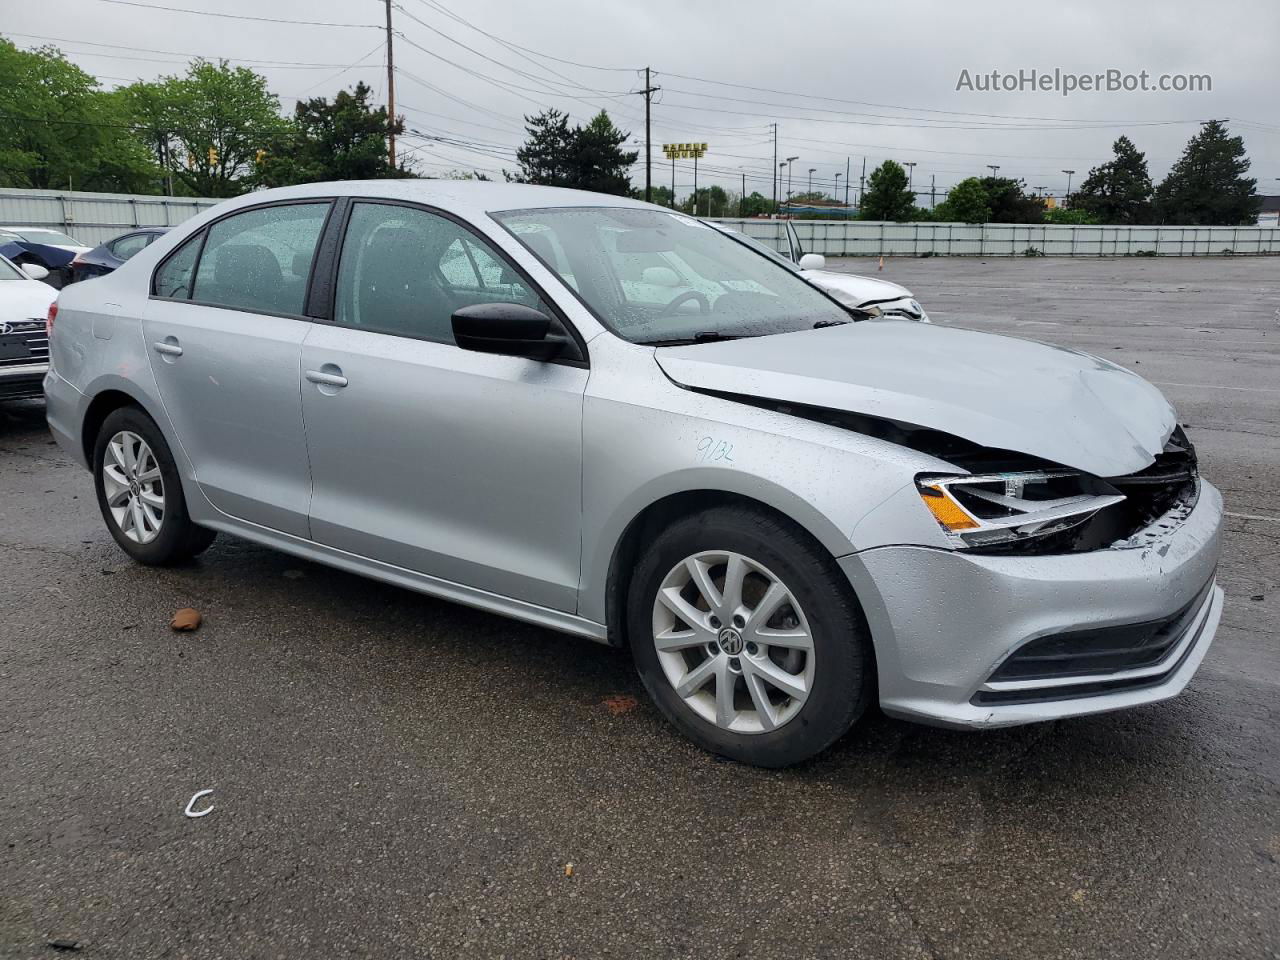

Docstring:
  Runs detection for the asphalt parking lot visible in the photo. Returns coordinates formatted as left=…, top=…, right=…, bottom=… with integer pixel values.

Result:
left=2, top=256, right=1278, bottom=959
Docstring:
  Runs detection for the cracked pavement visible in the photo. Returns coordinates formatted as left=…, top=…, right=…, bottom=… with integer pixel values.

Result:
left=2, top=256, right=1279, bottom=958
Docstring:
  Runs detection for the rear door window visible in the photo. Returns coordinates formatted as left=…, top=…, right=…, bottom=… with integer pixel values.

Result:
left=190, top=203, right=330, bottom=315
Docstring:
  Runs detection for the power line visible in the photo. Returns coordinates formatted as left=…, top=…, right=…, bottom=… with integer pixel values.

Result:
left=5, top=32, right=375, bottom=68
left=75, top=0, right=382, bottom=28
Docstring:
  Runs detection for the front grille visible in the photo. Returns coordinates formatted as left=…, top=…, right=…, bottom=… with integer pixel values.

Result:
left=973, top=579, right=1214, bottom=705
left=0, top=319, right=49, bottom=368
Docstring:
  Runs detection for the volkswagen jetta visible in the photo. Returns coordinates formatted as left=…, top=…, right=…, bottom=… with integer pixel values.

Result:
left=44, top=181, right=1224, bottom=767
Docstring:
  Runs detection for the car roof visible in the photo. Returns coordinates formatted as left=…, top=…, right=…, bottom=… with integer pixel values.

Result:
left=199, top=179, right=656, bottom=221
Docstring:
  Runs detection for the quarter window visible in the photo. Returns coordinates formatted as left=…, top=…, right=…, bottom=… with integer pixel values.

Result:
left=191, top=203, right=330, bottom=315
left=153, top=231, right=203, bottom=299
left=110, top=232, right=155, bottom=261
left=334, top=202, right=546, bottom=344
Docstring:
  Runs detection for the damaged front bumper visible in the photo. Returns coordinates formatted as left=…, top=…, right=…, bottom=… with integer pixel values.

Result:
left=840, top=479, right=1224, bottom=728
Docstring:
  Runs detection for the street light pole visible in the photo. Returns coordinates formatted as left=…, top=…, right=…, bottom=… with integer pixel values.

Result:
left=1062, top=169, right=1075, bottom=203
left=807, top=167, right=815, bottom=197
left=834, top=172, right=842, bottom=205
left=904, top=161, right=917, bottom=200
left=785, top=156, right=798, bottom=211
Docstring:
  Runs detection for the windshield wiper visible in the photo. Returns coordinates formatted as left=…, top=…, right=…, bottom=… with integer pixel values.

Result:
left=813, top=319, right=849, bottom=328
left=640, top=331, right=744, bottom=346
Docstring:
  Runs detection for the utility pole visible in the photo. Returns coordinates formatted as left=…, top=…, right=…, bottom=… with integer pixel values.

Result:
left=1062, top=169, right=1075, bottom=202
left=930, top=174, right=936, bottom=209
left=641, top=67, right=660, bottom=203
left=859, top=157, right=866, bottom=206
left=844, top=157, right=850, bottom=216
left=771, top=123, right=778, bottom=216
left=986, top=164, right=1000, bottom=177
left=385, top=0, right=396, bottom=170
left=740, top=170, right=746, bottom=217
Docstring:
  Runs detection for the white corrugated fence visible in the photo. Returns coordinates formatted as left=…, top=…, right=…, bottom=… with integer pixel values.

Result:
left=0, top=188, right=220, bottom=246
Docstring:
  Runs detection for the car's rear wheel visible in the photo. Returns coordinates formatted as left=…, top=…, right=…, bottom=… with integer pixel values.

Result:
left=628, top=505, right=872, bottom=767
left=93, top=407, right=216, bottom=565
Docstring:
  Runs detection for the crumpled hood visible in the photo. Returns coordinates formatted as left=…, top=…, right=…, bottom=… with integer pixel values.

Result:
left=655, top=321, right=1177, bottom=477
left=799, top=269, right=912, bottom=305
left=0, top=280, right=57, bottom=321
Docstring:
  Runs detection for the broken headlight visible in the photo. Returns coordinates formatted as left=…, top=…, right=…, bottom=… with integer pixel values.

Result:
left=916, top=470, right=1126, bottom=549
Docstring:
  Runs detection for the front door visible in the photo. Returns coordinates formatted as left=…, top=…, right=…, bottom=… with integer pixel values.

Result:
left=300, top=200, right=587, bottom=611
left=143, top=201, right=331, bottom=537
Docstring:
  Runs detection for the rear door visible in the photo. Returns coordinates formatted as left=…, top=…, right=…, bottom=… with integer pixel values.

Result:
left=299, top=200, right=588, bottom=611
left=143, top=201, right=332, bottom=537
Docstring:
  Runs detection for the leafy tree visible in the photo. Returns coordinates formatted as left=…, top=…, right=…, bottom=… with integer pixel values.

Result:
left=739, top=191, right=772, bottom=217
left=1071, top=136, right=1154, bottom=225
left=980, top=177, right=1044, bottom=223
left=1154, top=120, right=1259, bottom=225
left=644, top=184, right=676, bottom=207
left=1044, top=206, right=1100, bottom=225
left=436, top=169, right=492, bottom=181
left=934, top=177, right=991, bottom=222
left=258, top=82, right=409, bottom=186
left=680, top=184, right=730, bottom=217
left=858, top=161, right=915, bottom=221
left=0, top=40, right=156, bottom=191
left=126, top=60, right=287, bottom=197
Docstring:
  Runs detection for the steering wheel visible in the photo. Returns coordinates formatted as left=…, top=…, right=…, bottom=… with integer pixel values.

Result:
left=664, top=290, right=710, bottom=315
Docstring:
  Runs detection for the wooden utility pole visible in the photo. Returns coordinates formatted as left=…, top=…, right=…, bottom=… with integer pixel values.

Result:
left=641, top=68, right=660, bottom=203
left=385, top=0, right=397, bottom=169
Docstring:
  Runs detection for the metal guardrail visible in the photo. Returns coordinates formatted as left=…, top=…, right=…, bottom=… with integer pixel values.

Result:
left=0, top=188, right=220, bottom=246
left=711, top=217, right=1280, bottom=257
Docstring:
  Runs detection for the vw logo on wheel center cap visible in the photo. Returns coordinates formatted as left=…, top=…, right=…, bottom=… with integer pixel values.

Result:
left=717, top=627, right=744, bottom=656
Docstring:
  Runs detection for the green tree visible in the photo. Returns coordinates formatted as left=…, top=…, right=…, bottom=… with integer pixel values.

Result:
left=858, top=161, right=915, bottom=221
left=680, top=184, right=730, bottom=217
left=511, top=109, right=635, bottom=196
left=934, top=177, right=990, bottom=223
left=1154, top=120, right=1259, bottom=225
left=573, top=110, right=636, bottom=196
left=981, top=177, right=1044, bottom=223
left=258, top=82, right=409, bottom=186
left=739, top=191, right=772, bottom=217
left=1044, top=206, right=1100, bottom=225
left=0, top=40, right=156, bottom=191
left=511, top=109, right=577, bottom=187
left=1071, top=136, right=1154, bottom=225
left=126, top=60, right=286, bottom=197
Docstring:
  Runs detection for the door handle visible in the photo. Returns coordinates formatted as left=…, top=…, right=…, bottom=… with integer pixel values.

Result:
left=153, top=340, right=183, bottom=357
left=305, top=369, right=348, bottom=388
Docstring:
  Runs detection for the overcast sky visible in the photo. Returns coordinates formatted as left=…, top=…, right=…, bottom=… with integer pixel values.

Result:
left=7, top=0, right=1280, bottom=203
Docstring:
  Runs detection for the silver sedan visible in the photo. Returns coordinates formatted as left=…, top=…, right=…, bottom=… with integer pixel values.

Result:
left=44, top=181, right=1223, bottom=767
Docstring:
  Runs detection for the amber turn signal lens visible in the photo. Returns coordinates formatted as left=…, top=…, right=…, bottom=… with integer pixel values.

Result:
left=919, top=484, right=979, bottom=531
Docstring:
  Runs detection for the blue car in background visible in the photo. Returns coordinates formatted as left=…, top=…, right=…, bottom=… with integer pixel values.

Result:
left=69, top=227, right=169, bottom=283
left=0, top=226, right=91, bottom=288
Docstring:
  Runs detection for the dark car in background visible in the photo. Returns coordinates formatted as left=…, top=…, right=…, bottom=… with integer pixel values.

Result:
left=0, top=226, right=91, bottom=289
left=69, top=228, right=168, bottom=283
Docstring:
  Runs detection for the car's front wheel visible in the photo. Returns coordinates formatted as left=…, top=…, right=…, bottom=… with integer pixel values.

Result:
left=628, top=505, right=873, bottom=767
left=93, top=406, right=216, bottom=565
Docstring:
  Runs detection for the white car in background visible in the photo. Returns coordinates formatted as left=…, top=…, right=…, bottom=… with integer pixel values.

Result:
left=0, top=254, right=56, bottom=401
left=712, top=219, right=930, bottom=322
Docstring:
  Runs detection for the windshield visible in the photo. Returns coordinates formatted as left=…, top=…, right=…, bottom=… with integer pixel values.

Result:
left=0, top=257, right=24, bottom=280
left=492, top=207, right=849, bottom=344
left=13, top=228, right=80, bottom=246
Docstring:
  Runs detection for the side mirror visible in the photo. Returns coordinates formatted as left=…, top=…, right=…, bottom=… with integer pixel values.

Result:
left=798, top=253, right=826, bottom=271
left=21, top=263, right=49, bottom=281
left=452, top=302, right=564, bottom=361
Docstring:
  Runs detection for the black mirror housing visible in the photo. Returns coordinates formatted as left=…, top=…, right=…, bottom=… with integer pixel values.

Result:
left=451, top=302, right=564, bottom=361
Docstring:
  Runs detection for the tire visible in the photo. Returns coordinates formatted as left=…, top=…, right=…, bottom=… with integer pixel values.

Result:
left=628, top=505, right=872, bottom=767
left=92, top=406, right=216, bottom=565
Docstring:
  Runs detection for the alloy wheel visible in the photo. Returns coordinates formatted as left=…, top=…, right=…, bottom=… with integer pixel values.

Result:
left=651, top=550, right=815, bottom=734
left=102, top=430, right=165, bottom=544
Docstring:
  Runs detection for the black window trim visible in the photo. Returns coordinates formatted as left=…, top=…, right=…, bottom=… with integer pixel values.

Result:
left=149, top=197, right=338, bottom=323
left=319, top=196, right=589, bottom=368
